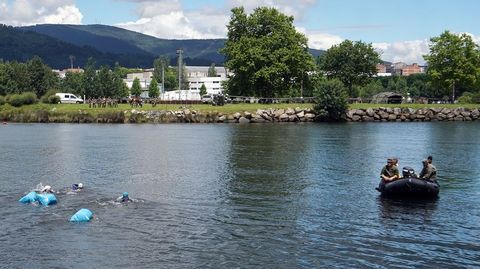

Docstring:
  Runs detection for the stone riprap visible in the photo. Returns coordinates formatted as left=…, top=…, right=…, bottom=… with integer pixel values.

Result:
left=3, top=107, right=480, bottom=123
left=345, top=107, right=480, bottom=122
left=129, top=108, right=317, bottom=123
left=131, top=107, right=480, bottom=123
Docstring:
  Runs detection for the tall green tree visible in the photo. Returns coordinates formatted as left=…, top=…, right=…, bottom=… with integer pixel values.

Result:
left=423, top=31, right=480, bottom=100
left=153, top=56, right=168, bottom=84
left=357, top=80, right=384, bottom=98
left=148, top=78, right=159, bottom=98
left=83, top=58, right=97, bottom=97
left=0, top=61, right=31, bottom=95
left=26, top=56, right=59, bottom=97
left=61, top=71, right=84, bottom=95
left=113, top=63, right=129, bottom=98
left=208, top=63, right=217, bottom=77
left=130, top=77, right=142, bottom=97
left=221, top=6, right=315, bottom=98
left=318, top=40, right=381, bottom=97
left=199, top=83, right=207, bottom=96
left=386, top=76, right=408, bottom=96
left=95, top=65, right=115, bottom=97
left=153, top=56, right=178, bottom=91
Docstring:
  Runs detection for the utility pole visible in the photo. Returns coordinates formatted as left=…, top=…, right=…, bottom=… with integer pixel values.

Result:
left=176, top=49, right=183, bottom=101
left=452, top=80, right=455, bottom=103
left=161, top=62, right=165, bottom=94
left=69, top=55, right=75, bottom=69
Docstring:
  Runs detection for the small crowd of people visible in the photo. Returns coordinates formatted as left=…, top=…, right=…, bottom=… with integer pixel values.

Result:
left=39, top=183, right=131, bottom=203
left=40, top=183, right=84, bottom=194
left=380, top=155, right=437, bottom=183
left=87, top=97, right=119, bottom=108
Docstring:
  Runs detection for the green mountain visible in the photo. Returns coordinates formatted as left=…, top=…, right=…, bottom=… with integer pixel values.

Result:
left=22, top=24, right=325, bottom=64
left=1, top=24, right=324, bottom=69
left=0, top=24, right=155, bottom=68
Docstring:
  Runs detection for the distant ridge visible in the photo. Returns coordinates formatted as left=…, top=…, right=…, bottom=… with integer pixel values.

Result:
left=0, top=24, right=325, bottom=69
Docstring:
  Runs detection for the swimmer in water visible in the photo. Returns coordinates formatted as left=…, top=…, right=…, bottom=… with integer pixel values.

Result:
left=71, top=183, right=84, bottom=191
left=40, top=185, right=54, bottom=193
left=116, top=192, right=131, bottom=203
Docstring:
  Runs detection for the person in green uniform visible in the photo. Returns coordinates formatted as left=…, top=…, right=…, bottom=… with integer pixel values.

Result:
left=419, top=159, right=437, bottom=180
left=380, top=158, right=400, bottom=182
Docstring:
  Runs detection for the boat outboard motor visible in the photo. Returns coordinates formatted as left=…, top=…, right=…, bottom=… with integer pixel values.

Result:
left=402, top=166, right=416, bottom=178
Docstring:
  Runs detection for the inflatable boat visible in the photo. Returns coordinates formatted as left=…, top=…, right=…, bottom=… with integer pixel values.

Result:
left=377, top=166, right=439, bottom=198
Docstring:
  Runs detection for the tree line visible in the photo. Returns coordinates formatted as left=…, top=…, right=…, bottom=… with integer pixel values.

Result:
left=0, top=55, right=190, bottom=103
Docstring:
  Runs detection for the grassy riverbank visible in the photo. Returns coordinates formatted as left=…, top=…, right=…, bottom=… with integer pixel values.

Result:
left=1, top=102, right=479, bottom=123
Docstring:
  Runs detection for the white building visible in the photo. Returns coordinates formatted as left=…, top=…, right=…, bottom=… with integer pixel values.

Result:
left=186, top=66, right=229, bottom=95
left=123, top=66, right=230, bottom=100
left=123, top=72, right=154, bottom=98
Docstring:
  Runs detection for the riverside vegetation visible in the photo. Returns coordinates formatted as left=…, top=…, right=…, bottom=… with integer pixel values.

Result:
left=2, top=103, right=480, bottom=123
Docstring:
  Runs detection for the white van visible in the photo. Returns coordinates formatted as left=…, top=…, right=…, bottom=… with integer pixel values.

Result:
left=55, top=93, right=84, bottom=104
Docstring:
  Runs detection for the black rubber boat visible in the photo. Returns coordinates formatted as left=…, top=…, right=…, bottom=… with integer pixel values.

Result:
left=377, top=166, right=440, bottom=198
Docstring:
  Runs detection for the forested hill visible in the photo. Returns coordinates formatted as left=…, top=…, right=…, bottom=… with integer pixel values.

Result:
left=1, top=24, right=324, bottom=69
left=0, top=25, right=155, bottom=68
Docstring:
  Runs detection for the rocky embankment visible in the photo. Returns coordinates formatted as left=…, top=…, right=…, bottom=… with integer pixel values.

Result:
left=129, top=107, right=317, bottom=123
left=3, top=107, right=480, bottom=123
left=346, top=107, right=480, bottom=122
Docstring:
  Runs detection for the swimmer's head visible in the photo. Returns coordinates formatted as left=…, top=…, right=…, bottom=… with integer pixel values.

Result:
left=42, top=185, right=52, bottom=192
left=123, top=192, right=129, bottom=198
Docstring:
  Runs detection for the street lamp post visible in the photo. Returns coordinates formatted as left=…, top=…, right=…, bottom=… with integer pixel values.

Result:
left=176, top=49, right=183, bottom=102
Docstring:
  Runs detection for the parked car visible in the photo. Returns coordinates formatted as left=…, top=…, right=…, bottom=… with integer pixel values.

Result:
left=201, top=94, right=213, bottom=104
left=55, top=93, right=84, bottom=104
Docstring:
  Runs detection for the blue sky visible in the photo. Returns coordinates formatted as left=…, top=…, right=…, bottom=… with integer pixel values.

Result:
left=1, top=0, right=479, bottom=63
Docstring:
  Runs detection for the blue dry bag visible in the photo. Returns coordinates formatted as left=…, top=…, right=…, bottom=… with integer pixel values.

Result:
left=19, top=191, right=38, bottom=203
left=70, top=208, right=93, bottom=222
left=36, top=193, right=57, bottom=206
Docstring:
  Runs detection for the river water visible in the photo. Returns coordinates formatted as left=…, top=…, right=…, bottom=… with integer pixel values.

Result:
left=1, top=123, right=479, bottom=268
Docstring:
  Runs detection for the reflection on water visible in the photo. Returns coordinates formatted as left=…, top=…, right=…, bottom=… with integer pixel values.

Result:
left=378, top=196, right=439, bottom=221
left=1, top=123, right=480, bottom=268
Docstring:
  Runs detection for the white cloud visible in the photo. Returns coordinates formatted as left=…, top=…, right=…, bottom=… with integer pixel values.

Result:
left=373, top=40, right=429, bottom=64
left=118, top=11, right=213, bottom=39
left=0, top=0, right=82, bottom=26
left=42, top=5, right=82, bottom=24
left=305, top=31, right=344, bottom=50
left=116, top=0, right=316, bottom=39
left=116, top=1, right=228, bottom=39
left=227, top=0, right=315, bottom=20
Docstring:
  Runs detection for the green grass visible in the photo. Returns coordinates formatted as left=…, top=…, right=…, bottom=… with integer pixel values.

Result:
left=1, top=103, right=314, bottom=115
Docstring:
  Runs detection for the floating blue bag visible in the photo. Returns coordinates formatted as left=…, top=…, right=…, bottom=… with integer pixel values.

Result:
left=19, top=191, right=37, bottom=203
left=70, top=209, right=93, bottom=222
left=36, top=193, right=57, bottom=206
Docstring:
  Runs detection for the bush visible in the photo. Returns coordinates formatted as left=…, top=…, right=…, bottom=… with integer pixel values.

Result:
left=21, top=92, right=37, bottom=105
left=48, top=95, right=61, bottom=104
left=6, top=92, right=38, bottom=107
left=458, top=95, right=473, bottom=104
left=471, top=93, right=480, bottom=104
left=313, top=79, right=348, bottom=121
left=41, top=89, right=59, bottom=103
left=7, top=94, right=24, bottom=107
left=0, top=95, right=5, bottom=106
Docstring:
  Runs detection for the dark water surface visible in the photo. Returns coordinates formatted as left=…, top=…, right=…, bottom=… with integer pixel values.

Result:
left=1, top=123, right=479, bottom=268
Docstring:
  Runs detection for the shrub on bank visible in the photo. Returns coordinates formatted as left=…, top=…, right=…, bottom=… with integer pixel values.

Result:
left=20, top=92, right=37, bottom=105
left=0, top=95, right=5, bottom=106
left=313, top=79, right=348, bottom=121
left=5, top=92, right=38, bottom=107
left=41, top=89, right=60, bottom=104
